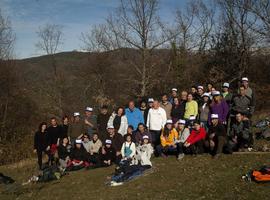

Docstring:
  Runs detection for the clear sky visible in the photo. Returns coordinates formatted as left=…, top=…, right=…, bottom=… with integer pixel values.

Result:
left=0, top=0, right=188, bottom=59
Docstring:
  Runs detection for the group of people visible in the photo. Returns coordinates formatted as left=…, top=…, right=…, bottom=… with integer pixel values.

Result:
left=34, top=77, right=255, bottom=173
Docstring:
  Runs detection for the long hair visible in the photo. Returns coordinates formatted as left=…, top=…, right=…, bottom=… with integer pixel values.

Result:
left=163, top=124, right=172, bottom=137
left=116, top=106, right=125, bottom=116
left=38, top=122, right=47, bottom=132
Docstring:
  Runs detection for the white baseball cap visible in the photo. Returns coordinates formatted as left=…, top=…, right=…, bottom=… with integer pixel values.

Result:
left=148, top=98, right=154, bottom=103
left=202, top=93, right=210, bottom=97
left=75, top=139, right=82, bottom=144
left=212, top=91, right=221, bottom=96
left=242, top=77, right=249, bottom=82
left=85, top=107, right=93, bottom=112
left=142, top=135, right=149, bottom=140
left=107, top=125, right=114, bottom=129
left=189, top=116, right=196, bottom=120
left=166, top=119, right=173, bottom=124
left=211, top=114, right=219, bottom=119
left=197, top=85, right=204, bottom=90
left=178, top=119, right=186, bottom=125
left=222, top=82, right=230, bottom=88
left=105, top=139, right=112, bottom=144
left=74, top=112, right=80, bottom=117
left=172, top=88, right=178, bottom=92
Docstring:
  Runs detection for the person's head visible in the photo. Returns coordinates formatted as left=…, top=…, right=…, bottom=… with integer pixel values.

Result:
left=153, top=100, right=159, bottom=109
left=212, top=91, right=221, bottom=102
left=107, top=126, right=115, bottom=137
left=202, top=93, right=210, bottom=103
left=236, top=113, right=244, bottom=122
left=178, top=120, right=186, bottom=130
left=211, top=114, right=219, bottom=126
left=83, top=134, right=90, bottom=142
left=187, top=93, right=193, bottom=102
left=173, top=97, right=179, bottom=105
left=181, top=91, right=188, bottom=101
left=222, top=82, right=230, bottom=93
left=193, top=120, right=201, bottom=131
left=50, top=117, right=57, bottom=127
left=148, top=98, right=154, bottom=107
left=105, top=139, right=112, bottom=148
left=165, top=120, right=173, bottom=130
left=191, top=86, right=197, bottom=94
left=73, top=112, right=80, bottom=122
left=92, top=133, right=99, bottom=141
left=125, top=134, right=132, bottom=142
left=211, top=87, right=216, bottom=92
left=39, top=122, right=47, bottom=132
left=140, top=101, right=147, bottom=108
left=239, top=85, right=246, bottom=96
left=171, top=88, right=178, bottom=97
left=137, top=123, right=145, bottom=133
left=85, top=107, right=93, bottom=117
left=62, top=116, right=69, bottom=125
left=100, top=106, right=108, bottom=115
left=127, top=125, right=134, bottom=134
left=207, top=83, right=213, bottom=92
left=241, top=77, right=249, bottom=88
left=128, top=100, right=135, bottom=110
left=75, top=139, right=82, bottom=149
left=117, top=107, right=125, bottom=116
left=161, top=93, right=168, bottom=103
left=197, top=86, right=204, bottom=95
left=62, top=137, right=69, bottom=145
left=142, top=135, right=149, bottom=144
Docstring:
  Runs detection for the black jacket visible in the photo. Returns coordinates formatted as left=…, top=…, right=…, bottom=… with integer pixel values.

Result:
left=58, top=144, right=72, bottom=160
left=70, top=147, right=89, bottom=161
left=34, top=131, right=49, bottom=151
left=101, top=146, right=116, bottom=161
left=47, top=125, right=63, bottom=145
left=208, top=123, right=226, bottom=137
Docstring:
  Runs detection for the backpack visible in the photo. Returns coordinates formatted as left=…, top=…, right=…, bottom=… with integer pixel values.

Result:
left=243, top=166, right=270, bottom=183
left=38, top=166, right=61, bottom=182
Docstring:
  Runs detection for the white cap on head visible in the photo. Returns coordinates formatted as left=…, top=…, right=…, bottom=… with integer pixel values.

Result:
left=166, top=119, right=173, bottom=124
left=242, top=77, right=249, bottom=82
left=202, top=93, right=210, bottom=97
left=105, top=139, right=112, bottom=144
left=148, top=98, right=154, bottom=103
left=197, top=85, right=204, bottom=90
left=223, top=82, right=230, bottom=88
left=107, top=125, right=114, bottom=129
left=211, top=114, right=219, bottom=119
left=74, top=112, right=80, bottom=117
left=142, top=135, right=149, bottom=140
left=85, top=107, right=93, bottom=112
left=75, top=139, right=82, bottom=144
left=212, top=91, right=221, bottom=96
left=172, top=88, right=177, bottom=92
left=178, top=119, right=186, bottom=125
left=189, top=116, right=196, bottom=120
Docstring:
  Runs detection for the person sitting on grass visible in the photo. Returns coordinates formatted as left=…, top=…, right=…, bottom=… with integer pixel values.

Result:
left=175, top=119, right=190, bottom=160
left=67, top=139, right=90, bottom=171
left=100, top=139, right=116, bottom=167
left=120, top=134, right=136, bottom=165
left=205, top=114, right=227, bottom=158
left=136, top=135, right=154, bottom=166
left=134, top=123, right=152, bottom=145
left=156, top=120, right=180, bottom=158
left=227, top=112, right=253, bottom=152
left=184, top=120, right=206, bottom=155
left=58, top=137, right=72, bottom=170
left=88, top=133, right=102, bottom=165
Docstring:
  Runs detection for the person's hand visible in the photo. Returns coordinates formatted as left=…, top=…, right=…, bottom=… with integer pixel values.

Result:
left=46, top=146, right=50, bottom=151
left=172, top=144, right=177, bottom=148
left=232, top=136, right=237, bottom=143
left=209, top=133, right=215, bottom=139
left=184, top=142, right=190, bottom=147
left=222, top=121, right=227, bottom=125
left=33, top=149, right=37, bottom=153
left=116, top=151, right=121, bottom=156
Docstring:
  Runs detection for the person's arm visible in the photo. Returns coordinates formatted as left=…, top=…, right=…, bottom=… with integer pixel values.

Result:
left=138, top=109, right=144, bottom=124
left=194, top=101, right=198, bottom=117
left=33, top=132, right=38, bottom=152
left=222, top=101, right=229, bottom=123
left=182, top=129, right=190, bottom=143
left=146, top=110, right=150, bottom=129
left=161, top=109, right=167, bottom=128
left=121, top=142, right=125, bottom=158
left=129, top=143, right=136, bottom=158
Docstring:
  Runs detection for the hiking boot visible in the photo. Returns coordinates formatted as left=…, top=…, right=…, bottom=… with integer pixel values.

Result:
left=177, top=154, right=185, bottom=160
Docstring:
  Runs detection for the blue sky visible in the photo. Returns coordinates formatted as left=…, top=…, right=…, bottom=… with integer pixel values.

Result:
left=0, top=0, right=187, bottom=58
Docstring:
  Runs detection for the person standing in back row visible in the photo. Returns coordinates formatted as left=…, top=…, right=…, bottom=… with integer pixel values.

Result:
left=68, top=112, right=86, bottom=144
left=125, top=101, right=144, bottom=130
left=147, top=100, right=167, bottom=148
left=160, top=93, right=172, bottom=120
left=84, top=107, right=97, bottom=139
left=97, top=106, right=111, bottom=143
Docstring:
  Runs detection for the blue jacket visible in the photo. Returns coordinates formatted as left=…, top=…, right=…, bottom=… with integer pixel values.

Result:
left=125, top=107, right=144, bottom=129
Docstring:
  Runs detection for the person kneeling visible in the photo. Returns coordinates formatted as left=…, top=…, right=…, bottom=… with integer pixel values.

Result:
left=184, top=120, right=206, bottom=155
left=136, top=135, right=154, bottom=166
left=100, top=139, right=116, bottom=166
left=175, top=119, right=190, bottom=160
left=67, top=139, right=90, bottom=171
left=58, top=137, right=72, bottom=170
left=120, top=134, right=136, bottom=165
left=156, top=120, right=180, bottom=158
left=205, top=114, right=227, bottom=158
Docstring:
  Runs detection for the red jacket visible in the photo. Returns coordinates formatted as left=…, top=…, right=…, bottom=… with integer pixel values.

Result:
left=186, top=127, right=206, bottom=145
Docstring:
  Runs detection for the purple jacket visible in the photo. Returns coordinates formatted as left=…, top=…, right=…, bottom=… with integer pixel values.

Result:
left=208, top=100, right=229, bottom=124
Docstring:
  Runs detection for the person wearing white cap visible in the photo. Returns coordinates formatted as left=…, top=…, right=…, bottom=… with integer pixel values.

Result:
left=196, top=85, right=204, bottom=106
left=84, top=106, right=97, bottom=139
left=120, top=134, right=136, bottom=164
left=160, top=93, right=172, bottom=119
left=199, top=93, right=211, bottom=131
left=175, top=119, right=190, bottom=160
left=208, top=91, right=229, bottom=125
left=169, top=88, right=178, bottom=104
left=241, top=77, right=255, bottom=107
left=136, top=135, right=154, bottom=166
left=134, top=123, right=152, bottom=145
left=222, top=82, right=233, bottom=106
left=184, top=93, right=198, bottom=120
left=68, top=112, right=86, bottom=144
left=143, top=98, right=154, bottom=124
left=139, top=100, right=148, bottom=123
left=205, top=114, right=227, bottom=158
left=107, top=107, right=128, bottom=137
left=100, top=139, right=116, bottom=166
left=146, top=100, right=167, bottom=148
left=156, top=119, right=180, bottom=158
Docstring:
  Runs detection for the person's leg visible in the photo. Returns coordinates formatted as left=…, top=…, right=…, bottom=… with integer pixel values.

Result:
left=216, top=136, right=226, bottom=155
left=155, top=145, right=163, bottom=156
left=37, top=150, right=43, bottom=170
left=195, top=140, right=205, bottom=154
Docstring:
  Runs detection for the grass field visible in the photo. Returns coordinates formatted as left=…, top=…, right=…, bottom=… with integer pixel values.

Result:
left=0, top=153, right=270, bottom=200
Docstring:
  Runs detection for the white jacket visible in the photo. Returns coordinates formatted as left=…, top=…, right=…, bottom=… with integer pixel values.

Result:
left=136, top=143, right=153, bottom=166
left=121, top=141, right=136, bottom=158
left=107, top=113, right=128, bottom=136
left=146, top=107, right=167, bottom=131
left=175, top=128, right=190, bottom=144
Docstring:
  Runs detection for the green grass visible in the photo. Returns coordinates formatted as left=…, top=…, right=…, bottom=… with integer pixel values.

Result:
left=1, top=154, right=270, bottom=200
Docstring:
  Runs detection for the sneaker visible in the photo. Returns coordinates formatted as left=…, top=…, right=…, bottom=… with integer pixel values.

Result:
left=110, top=181, right=123, bottom=186
left=177, top=154, right=185, bottom=160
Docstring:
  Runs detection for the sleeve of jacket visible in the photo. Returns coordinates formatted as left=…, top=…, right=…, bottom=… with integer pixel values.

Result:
left=222, top=100, right=229, bottom=122
left=146, top=110, right=150, bottom=128
left=138, top=109, right=144, bottom=125
left=107, top=114, right=114, bottom=128
left=119, top=116, right=128, bottom=136
left=130, top=143, right=136, bottom=158
left=181, top=128, right=190, bottom=143
left=187, top=128, right=206, bottom=145
left=194, top=101, right=198, bottom=117
left=161, top=109, right=167, bottom=128
left=34, top=132, right=38, bottom=149
left=121, top=143, right=125, bottom=157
